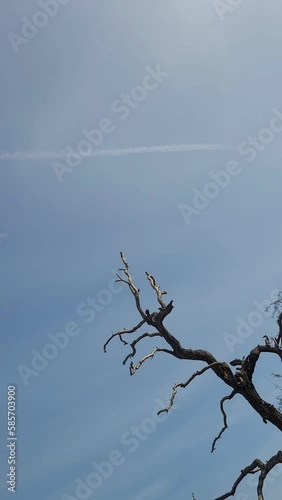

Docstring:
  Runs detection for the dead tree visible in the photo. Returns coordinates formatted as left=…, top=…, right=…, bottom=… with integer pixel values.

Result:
left=104, top=253, right=282, bottom=500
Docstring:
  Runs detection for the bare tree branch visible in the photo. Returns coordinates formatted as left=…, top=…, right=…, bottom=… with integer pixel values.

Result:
left=129, top=347, right=175, bottom=375
left=145, top=271, right=167, bottom=308
left=211, top=390, right=238, bottom=453
left=116, top=252, right=148, bottom=321
left=122, top=332, right=161, bottom=365
left=105, top=254, right=282, bottom=500
left=215, top=458, right=264, bottom=500
left=257, top=451, right=282, bottom=499
left=266, top=292, right=282, bottom=346
left=103, top=319, right=145, bottom=352
left=244, top=344, right=282, bottom=380
left=215, top=451, right=282, bottom=500
left=157, top=362, right=223, bottom=415
left=266, top=291, right=282, bottom=318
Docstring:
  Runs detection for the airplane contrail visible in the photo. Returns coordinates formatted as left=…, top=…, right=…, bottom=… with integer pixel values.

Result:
left=0, top=144, right=231, bottom=161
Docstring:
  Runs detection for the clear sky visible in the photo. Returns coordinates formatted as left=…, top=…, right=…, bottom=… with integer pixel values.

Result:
left=1, top=1, right=282, bottom=499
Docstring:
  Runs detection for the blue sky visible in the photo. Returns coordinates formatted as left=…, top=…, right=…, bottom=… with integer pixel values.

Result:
left=1, top=1, right=282, bottom=499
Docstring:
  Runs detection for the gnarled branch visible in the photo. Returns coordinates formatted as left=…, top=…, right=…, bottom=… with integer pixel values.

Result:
left=211, top=389, right=238, bottom=453
left=105, top=254, right=282, bottom=500
left=122, top=331, right=161, bottom=365
left=215, top=451, right=282, bottom=500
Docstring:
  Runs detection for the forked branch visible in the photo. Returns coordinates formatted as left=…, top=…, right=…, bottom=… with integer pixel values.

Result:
left=104, top=254, right=282, bottom=500
left=215, top=451, right=282, bottom=500
left=129, top=347, right=175, bottom=375
left=103, top=319, right=145, bottom=352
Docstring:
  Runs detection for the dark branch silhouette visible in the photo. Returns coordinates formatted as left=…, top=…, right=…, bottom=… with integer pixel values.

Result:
left=104, top=253, right=282, bottom=499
